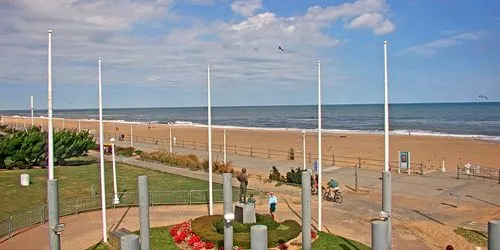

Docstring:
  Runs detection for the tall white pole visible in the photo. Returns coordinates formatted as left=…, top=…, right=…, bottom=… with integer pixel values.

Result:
left=223, top=129, right=227, bottom=164
left=383, top=40, right=392, bottom=248
left=47, top=29, right=61, bottom=250
left=169, top=125, right=173, bottom=153
left=78, top=120, right=81, bottom=132
left=317, top=61, right=323, bottom=231
left=302, top=130, right=306, bottom=170
left=30, top=95, right=34, bottom=127
left=48, top=30, right=54, bottom=180
left=130, top=124, right=134, bottom=148
left=384, top=41, right=389, bottom=172
left=111, top=139, right=119, bottom=205
left=98, top=57, right=108, bottom=243
left=208, top=65, right=213, bottom=215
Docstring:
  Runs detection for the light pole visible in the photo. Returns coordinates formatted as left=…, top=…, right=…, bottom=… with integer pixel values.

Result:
left=110, top=138, right=120, bottom=205
left=207, top=65, right=214, bottom=215
left=97, top=57, right=108, bottom=243
left=302, top=130, right=306, bottom=170
left=223, top=129, right=227, bottom=164
left=130, top=124, right=134, bottom=148
left=169, top=125, right=173, bottom=153
left=30, top=95, right=34, bottom=127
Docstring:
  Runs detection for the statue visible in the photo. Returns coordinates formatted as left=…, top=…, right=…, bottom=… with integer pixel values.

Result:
left=237, top=168, right=248, bottom=203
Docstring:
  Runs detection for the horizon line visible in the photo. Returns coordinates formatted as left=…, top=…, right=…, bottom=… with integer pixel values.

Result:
left=0, top=101, right=497, bottom=112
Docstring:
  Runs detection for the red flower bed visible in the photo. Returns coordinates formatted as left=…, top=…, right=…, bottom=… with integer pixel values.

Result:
left=170, top=220, right=215, bottom=250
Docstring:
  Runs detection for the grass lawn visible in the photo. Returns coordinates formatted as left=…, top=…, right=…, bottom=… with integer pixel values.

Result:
left=0, top=157, right=221, bottom=218
left=87, top=226, right=179, bottom=250
left=312, top=231, right=370, bottom=250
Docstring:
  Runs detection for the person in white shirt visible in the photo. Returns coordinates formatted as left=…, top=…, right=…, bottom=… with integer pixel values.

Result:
left=268, top=192, right=278, bottom=220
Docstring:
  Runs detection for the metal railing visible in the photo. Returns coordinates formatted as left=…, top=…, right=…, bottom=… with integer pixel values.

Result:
left=104, top=132, right=433, bottom=172
left=457, top=163, right=500, bottom=183
left=1, top=121, right=434, bottom=172
left=0, top=189, right=241, bottom=240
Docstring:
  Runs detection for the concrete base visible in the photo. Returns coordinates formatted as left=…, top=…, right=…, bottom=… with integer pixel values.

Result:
left=234, top=202, right=256, bottom=223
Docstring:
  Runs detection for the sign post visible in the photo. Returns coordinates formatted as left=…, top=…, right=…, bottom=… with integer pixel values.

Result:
left=398, top=151, right=411, bottom=174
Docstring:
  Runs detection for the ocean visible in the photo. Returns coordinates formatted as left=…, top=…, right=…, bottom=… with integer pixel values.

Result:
left=1, top=102, right=500, bottom=141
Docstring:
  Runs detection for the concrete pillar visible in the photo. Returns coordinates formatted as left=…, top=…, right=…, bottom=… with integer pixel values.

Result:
left=301, top=171, right=311, bottom=250
left=372, top=220, right=389, bottom=250
left=489, top=220, right=500, bottom=250
left=48, top=180, right=61, bottom=250
left=138, top=176, right=150, bottom=250
left=223, top=173, right=233, bottom=250
left=121, top=234, right=140, bottom=250
left=382, top=171, right=392, bottom=248
left=251, top=225, right=267, bottom=250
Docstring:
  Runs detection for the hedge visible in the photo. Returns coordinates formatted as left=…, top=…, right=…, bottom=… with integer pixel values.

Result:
left=213, top=214, right=279, bottom=233
left=191, top=215, right=300, bottom=249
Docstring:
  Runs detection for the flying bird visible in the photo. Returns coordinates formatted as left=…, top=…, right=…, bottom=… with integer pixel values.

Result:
left=277, top=46, right=284, bottom=52
left=478, top=95, right=489, bottom=100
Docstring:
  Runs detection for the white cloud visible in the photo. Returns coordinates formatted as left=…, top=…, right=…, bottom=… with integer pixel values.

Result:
left=231, top=0, right=262, bottom=17
left=0, top=0, right=395, bottom=94
left=397, top=31, right=488, bottom=57
left=347, top=12, right=395, bottom=34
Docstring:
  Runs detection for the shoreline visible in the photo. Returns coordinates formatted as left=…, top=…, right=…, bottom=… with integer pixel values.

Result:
left=3, top=115, right=500, bottom=143
left=2, top=115, right=500, bottom=170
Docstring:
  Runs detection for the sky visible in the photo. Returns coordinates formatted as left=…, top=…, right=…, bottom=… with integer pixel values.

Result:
left=0, top=0, right=499, bottom=110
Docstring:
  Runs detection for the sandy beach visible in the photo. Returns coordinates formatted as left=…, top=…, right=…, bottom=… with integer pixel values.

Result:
left=2, top=115, right=500, bottom=171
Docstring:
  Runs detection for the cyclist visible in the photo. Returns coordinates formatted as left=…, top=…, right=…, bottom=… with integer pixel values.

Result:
left=327, top=177, right=339, bottom=195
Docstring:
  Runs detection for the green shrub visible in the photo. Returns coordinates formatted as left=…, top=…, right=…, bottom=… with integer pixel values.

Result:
left=286, top=167, right=302, bottom=184
left=135, top=150, right=143, bottom=156
left=192, top=215, right=300, bottom=249
left=116, top=147, right=135, bottom=157
left=0, top=127, right=94, bottom=168
left=269, top=166, right=285, bottom=182
left=213, top=214, right=279, bottom=234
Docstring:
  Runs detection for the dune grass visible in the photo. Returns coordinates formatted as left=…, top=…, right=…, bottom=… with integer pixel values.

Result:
left=454, top=227, right=488, bottom=246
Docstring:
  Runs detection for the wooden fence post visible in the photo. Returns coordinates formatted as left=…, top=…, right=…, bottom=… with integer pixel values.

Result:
left=268, top=148, right=270, bottom=159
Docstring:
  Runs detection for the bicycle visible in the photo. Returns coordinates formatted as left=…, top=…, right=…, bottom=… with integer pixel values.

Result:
left=322, top=186, right=343, bottom=204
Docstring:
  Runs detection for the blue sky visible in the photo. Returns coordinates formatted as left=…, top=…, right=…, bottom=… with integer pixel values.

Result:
left=0, top=0, right=499, bottom=110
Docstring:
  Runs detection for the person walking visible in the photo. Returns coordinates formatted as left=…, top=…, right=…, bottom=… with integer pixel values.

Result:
left=268, top=192, right=278, bottom=220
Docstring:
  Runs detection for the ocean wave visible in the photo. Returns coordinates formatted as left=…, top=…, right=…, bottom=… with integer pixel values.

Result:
left=174, top=123, right=500, bottom=142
